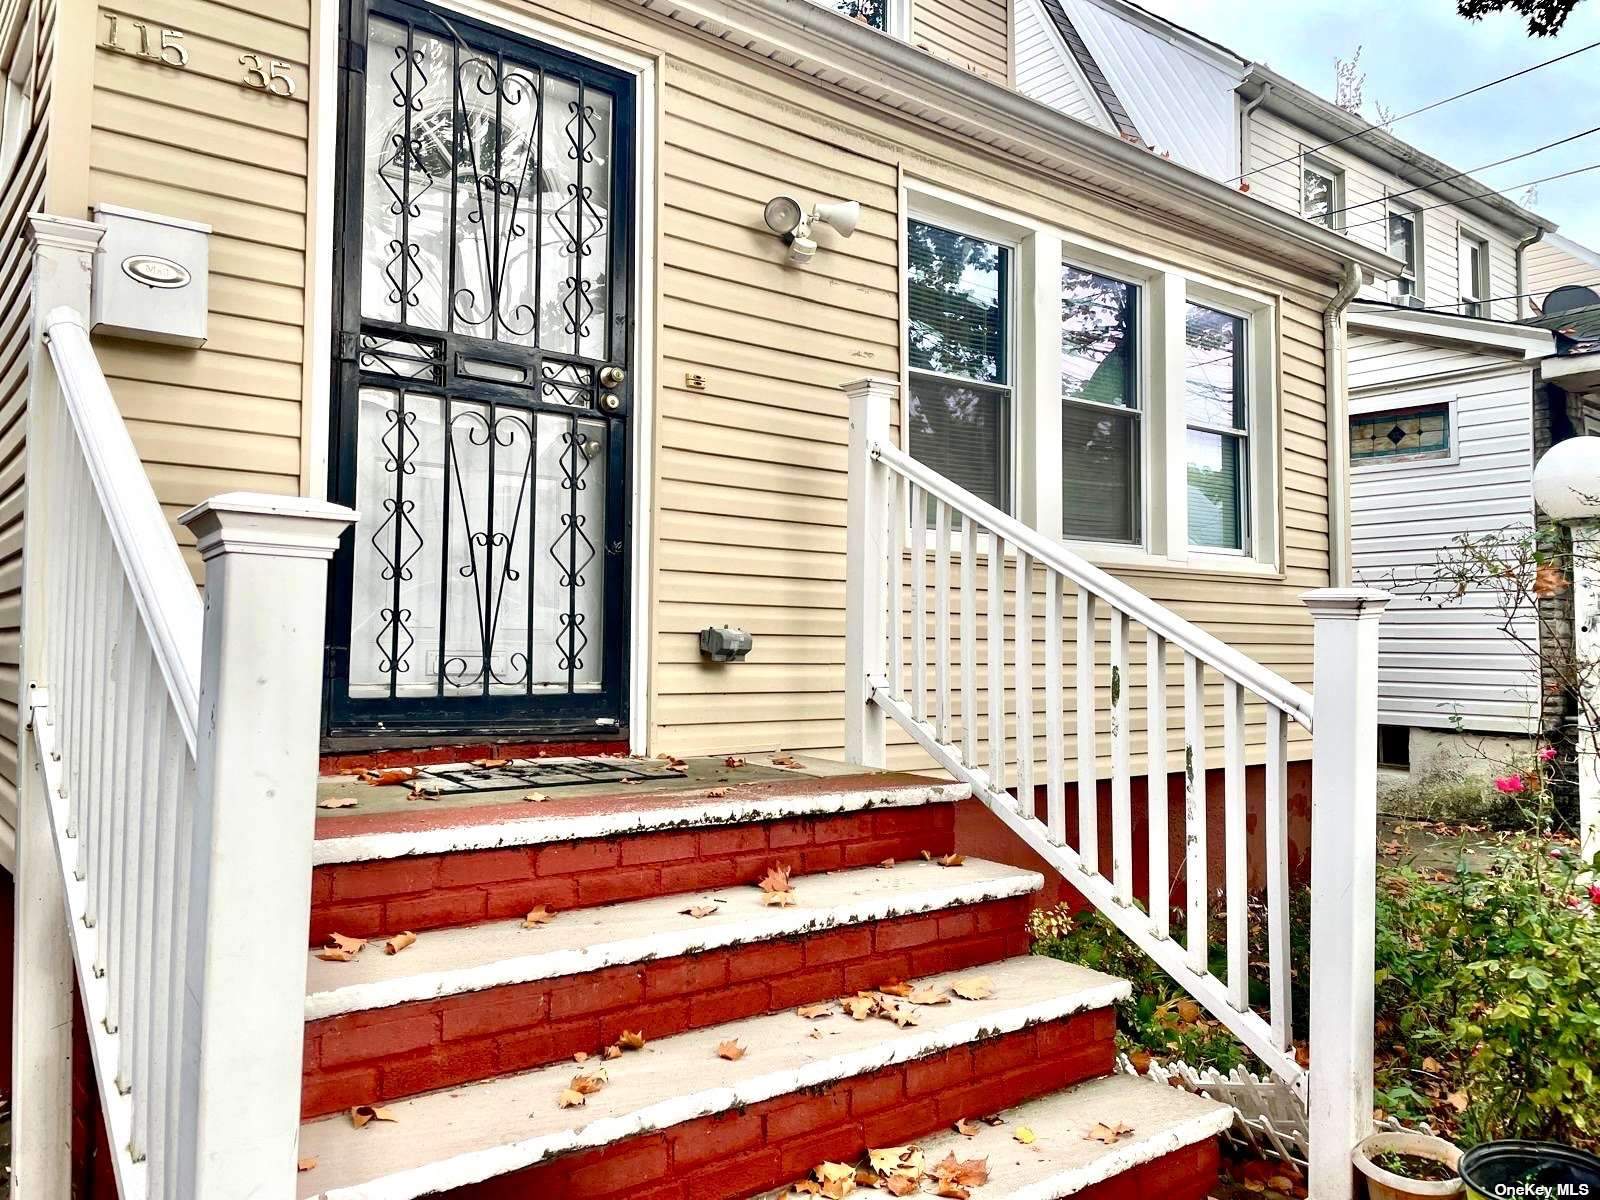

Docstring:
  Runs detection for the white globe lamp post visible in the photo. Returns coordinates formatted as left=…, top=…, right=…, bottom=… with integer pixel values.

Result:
left=1532, top=435, right=1600, bottom=862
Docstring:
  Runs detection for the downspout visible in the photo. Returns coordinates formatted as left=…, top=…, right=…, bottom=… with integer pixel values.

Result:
left=1515, top=228, right=1543, bottom=319
left=1323, top=259, right=1363, bottom=587
left=1238, top=80, right=1271, bottom=178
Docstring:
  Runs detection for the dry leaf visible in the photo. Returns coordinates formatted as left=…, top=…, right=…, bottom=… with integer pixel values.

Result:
left=680, top=904, right=719, bottom=919
left=950, top=976, right=994, bottom=1001
left=297, top=1157, right=318, bottom=1172
left=1085, top=1121, right=1134, bottom=1144
left=384, top=931, right=417, bottom=956
left=1447, top=1090, right=1469, bottom=1112
left=522, top=906, right=556, bottom=928
left=603, top=1043, right=622, bottom=1060
left=1421, top=1056, right=1443, bottom=1073
left=878, top=980, right=914, bottom=998
left=618, top=1029, right=646, bottom=1051
left=523, top=791, right=550, bottom=803
left=1175, top=998, right=1203, bottom=1023
left=878, top=1000, right=920, bottom=1028
left=842, top=994, right=877, bottom=1020
left=363, top=767, right=418, bottom=786
left=569, top=1070, right=606, bottom=1095
left=472, top=758, right=510, bottom=768
left=763, top=890, right=799, bottom=908
left=716, top=1039, right=746, bottom=1061
left=920, top=850, right=935, bottom=862
left=318, top=796, right=359, bottom=810
left=572, top=1051, right=589, bottom=1063
left=884, top=1175, right=920, bottom=1197
left=1013, top=1125, right=1037, bottom=1144
left=724, top=756, right=746, bottom=768
left=938, top=853, right=966, bottom=868
left=315, top=932, right=366, bottom=962
left=759, top=864, right=798, bottom=906
left=558, top=1088, right=587, bottom=1108
left=979, top=1115, right=1005, bottom=1127
left=813, top=1162, right=856, bottom=1199
left=907, top=986, right=952, bottom=1006
left=349, top=1104, right=397, bottom=1128
left=879, top=858, right=895, bottom=869
left=705, top=787, right=730, bottom=798
left=1535, top=562, right=1571, bottom=597
left=954, top=1118, right=980, bottom=1136
left=867, top=1146, right=922, bottom=1175
left=929, top=1152, right=989, bottom=1188
left=771, top=754, right=806, bottom=769
left=796, top=1003, right=833, bottom=1019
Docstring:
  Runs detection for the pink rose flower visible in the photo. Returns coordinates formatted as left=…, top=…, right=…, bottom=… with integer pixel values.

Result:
left=1589, top=883, right=1600, bottom=906
left=1539, top=746, right=1558, bottom=762
left=1492, top=775, right=1526, bottom=795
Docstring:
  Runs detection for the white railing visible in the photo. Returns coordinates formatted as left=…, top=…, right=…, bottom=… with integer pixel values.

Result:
left=842, top=378, right=1389, bottom=1200
left=12, top=216, right=355, bottom=1200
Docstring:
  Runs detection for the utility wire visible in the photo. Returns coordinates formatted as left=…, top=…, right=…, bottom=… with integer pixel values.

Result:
left=1393, top=283, right=1600, bottom=314
left=1338, top=161, right=1600, bottom=235
left=1312, top=124, right=1600, bottom=222
left=1226, top=37, right=1600, bottom=185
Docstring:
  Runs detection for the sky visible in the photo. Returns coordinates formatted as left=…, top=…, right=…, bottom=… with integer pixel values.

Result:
left=1131, top=0, right=1600, bottom=255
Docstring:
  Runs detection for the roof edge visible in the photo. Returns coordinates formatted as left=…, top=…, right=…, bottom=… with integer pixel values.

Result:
left=1350, top=301, right=1556, bottom=357
left=627, top=0, right=1405, bottom=282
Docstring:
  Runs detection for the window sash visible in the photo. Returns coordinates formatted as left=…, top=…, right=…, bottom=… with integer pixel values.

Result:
left=908, top=370, right=1012, bottom=515
left=1183, top=302, right=1249, bottom=551
left=1458, top=233, right=1488, bottom=314
left=1063, top=402, right=1141, bottom=544
left=1302, top=164, right=1341, bottom=228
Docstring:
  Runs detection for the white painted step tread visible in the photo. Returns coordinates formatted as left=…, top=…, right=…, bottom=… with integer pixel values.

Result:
left=751, top=1073, right=1232, bottom=1200
left=295, top=955, right=1130, bottom=1200
left=306, top=858, right=1044, bottom=1020
left=314, top=776, right=968, bottom=865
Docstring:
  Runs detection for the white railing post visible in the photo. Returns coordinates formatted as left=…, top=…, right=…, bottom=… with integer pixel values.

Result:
left=844, top=377, right=896, bottom=768
left=12, top=213, right=105, bottom=1199
left=174, top=494, right=355, bottom=1198
left=1303, top=587, right=1391, bottom=1200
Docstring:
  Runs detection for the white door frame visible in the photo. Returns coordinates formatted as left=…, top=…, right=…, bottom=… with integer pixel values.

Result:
left=304, top=0, right=660, bottom=752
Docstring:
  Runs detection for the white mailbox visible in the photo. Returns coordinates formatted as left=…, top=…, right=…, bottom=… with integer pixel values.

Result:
left=91, top=204, right=210, bottom=348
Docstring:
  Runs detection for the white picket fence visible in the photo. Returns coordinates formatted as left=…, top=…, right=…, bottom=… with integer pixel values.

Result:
left=842, top=377, right=1390, bottom=1200
left=11, top=216, right=356, bottom=1200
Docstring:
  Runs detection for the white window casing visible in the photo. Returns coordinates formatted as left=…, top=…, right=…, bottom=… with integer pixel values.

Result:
left=1458, top=226, right=1490, bottom=317
left=901, top=178, right=1282, bottom=575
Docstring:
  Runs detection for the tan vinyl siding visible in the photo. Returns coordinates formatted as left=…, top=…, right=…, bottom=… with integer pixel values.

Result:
left=648, top=35, right=1335, bottom=770
left=85, top=0, right=310, bottom=567
left=912, top=0, right=1009, bottom=84
left=1525, top=238, right=1600, bottom=310
left=0, top=0, right=54, bottom=860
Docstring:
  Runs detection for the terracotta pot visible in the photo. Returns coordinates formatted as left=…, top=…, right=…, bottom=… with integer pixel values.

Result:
left=1353, top=1132, right=1464, bottom=1200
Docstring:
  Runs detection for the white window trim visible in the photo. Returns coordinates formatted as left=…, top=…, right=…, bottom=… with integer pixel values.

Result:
left=900, top=178, right=1283, bottom=576
left=1349, top=391, right=1461, bottom=473
left=1300, top=156, right=1345, bottom=232
left=806, top=0, right=911, bottom=39
left=1386, top=200, right=1422, bottom=302
left=0, top=5, right=35, bottom=183
left=1457, top=225, right=1490, bottom=316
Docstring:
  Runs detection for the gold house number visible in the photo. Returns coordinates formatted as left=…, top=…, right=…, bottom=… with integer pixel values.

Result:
left=99, top=12, right=298, bottom=97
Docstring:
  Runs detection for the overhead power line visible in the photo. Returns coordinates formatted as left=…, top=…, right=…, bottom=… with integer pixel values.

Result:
left=1227, top=37, right=1600, bottom=185
left=1338, top=161, right=1600, bottom=235
left=1406, top=283, right=1600, bottom=315
left=1314, top=124, right=1600, bottom=222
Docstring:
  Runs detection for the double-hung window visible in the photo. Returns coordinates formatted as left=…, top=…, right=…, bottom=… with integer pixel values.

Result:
left=906, top=219, right=1012, bottom=514
left=1387, top=207, right=1419, bottom=301
left=1458, top=230, right=1489, bottom=317
left=1184, top=303, right=1249, bottom=552
left=1060, top=264, right=1140, bottom=543
left=1302, top=161, right=1343, bottom=230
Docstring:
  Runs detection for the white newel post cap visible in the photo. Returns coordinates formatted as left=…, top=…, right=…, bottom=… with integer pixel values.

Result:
left=177, top=492, right=357, bottom=560
left=841, top=376, right=899, bottom=405
left=1301, top=587, right=1393, bottom=619
left=1533, top=436, right=1600, bottom=523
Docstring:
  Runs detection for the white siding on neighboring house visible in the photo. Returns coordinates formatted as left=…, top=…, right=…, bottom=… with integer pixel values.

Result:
left=1012, top=0, right=1109, bottom=128
left=1056, top=0, right=1243, bottom=178
left=1525, top=232, right=1600, bottom=313
left=1348, top=332, right=1540, bottom=734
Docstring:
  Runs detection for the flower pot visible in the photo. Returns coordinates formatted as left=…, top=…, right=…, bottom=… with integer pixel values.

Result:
left=1460, top=1140, right=1600, bottom=1200
left=1353, top=1132, right=1464, bottom=1199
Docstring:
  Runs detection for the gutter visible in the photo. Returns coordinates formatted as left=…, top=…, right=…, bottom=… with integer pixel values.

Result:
left=1237, top=80, right=1270, bottom=180
left=629, top=0, right=1405, bottom=281
left=1323, top=260, right=1363, bottom=588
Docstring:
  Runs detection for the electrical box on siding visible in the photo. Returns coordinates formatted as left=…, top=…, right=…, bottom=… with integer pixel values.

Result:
left=90, top=205, right=210, bottom=348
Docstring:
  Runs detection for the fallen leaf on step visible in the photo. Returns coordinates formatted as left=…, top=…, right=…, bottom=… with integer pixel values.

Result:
left=868, top=1146, right=924, bottom=1177
left=796, top=1003, right=832, bottom=1019
left=929, top=1152, right=989, bottom=1189
left=883, top=1175, right=920, bottom=1197
left=680, top=904, right=719, bottom=919
left=297, top=1157, right=317, bottom=1172
left=716, top=1039, right=746, bottom=1060
left=363, top=767, right=418, bottom=787
left=1085, top=1121, right=1134, bottom=1144
left=705, top=787, right=730, bottom=798
left=384, top=931, right=417, bottom=956
left=522, top=907, right=556, bottom=928
left=789, top=1181, right=823, bottom=1196
left=657, top=753, right=688, bottom=768
left=318, top=796, right=359, bottom=810
left=572, top=1051, right=589, bottom=1063
left=907, top=987, right=952, bottom=1006
left=841, top=993, right=877, bottom=1020
left=724, top=756, right=746, bottom=768
left=558, top=1088, right=588, bottom=1108
left=349, top=1104, right=397, bottom=1128
left=568, top=1069, right=606, bottom=1095
left=878, top=980, right=914, bottom=998
left=879, top=858, right=895, bottom=869
left=812, top=1162, right=856, bottom=1197
left=771, top=754, right=806, bottom=769
left=878, top=1000, right=920, bottom=1028
left=523, top=791, right=549, bottom=803
left=618, top=1029, right=646, bottom=1051
left=950, top=976, right=994, bottom=1001
left=603, top=1043, right=622, bottom=1060
left=954, top=1118, right=980, bottom=1136
left=316, top=932, right=367, bottom=962
left=980, top=1114, right=1005, bottom=1126
left=472, top=758, right=509, bottom=768
left=759, top=864, right=798, bottom=906
left=1013, top=1125, right=1037, bottom=1144
left=920, top=850, right=935, bottom=861
left=938, top=853, right=966, bottom=868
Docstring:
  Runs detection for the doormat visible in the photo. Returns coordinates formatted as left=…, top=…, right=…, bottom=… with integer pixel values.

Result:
left=408, top=756, right=688, bottom=796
